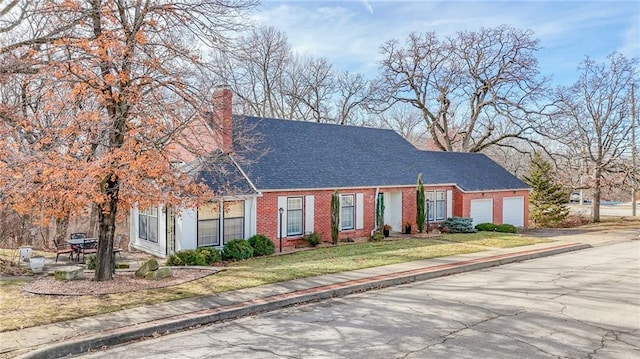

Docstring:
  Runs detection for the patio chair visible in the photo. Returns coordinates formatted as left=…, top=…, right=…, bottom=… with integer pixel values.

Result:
left=78, top=238, right=98, bottom=263
left=112, top=235, right=124, bottom=258
left=53, top=239, right=74, bottom=263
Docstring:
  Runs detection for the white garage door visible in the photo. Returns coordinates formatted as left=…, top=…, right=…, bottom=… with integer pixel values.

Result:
left=502, top=196, right=524, bottom=227
left=470, top=199, right=493, bottom=225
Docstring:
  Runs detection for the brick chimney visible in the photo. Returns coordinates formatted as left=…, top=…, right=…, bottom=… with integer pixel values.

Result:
left=212, top=86, right=233, bottom=153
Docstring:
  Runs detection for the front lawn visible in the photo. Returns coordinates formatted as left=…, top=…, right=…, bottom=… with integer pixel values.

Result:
left=0, top=234, right=547, bottom=332
left=441, top=232, right=551, bottom=248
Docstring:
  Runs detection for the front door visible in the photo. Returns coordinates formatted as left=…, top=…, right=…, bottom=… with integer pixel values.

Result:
left=384, top=192, right=403, bottom=233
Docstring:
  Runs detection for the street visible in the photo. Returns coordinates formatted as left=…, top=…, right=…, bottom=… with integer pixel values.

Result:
left=80, top=241, right=640, bottom=359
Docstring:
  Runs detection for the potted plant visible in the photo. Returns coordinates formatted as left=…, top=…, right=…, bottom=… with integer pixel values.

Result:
left=403, top=222, right=412, bottom=234
left=383, top=224, right=391, bottom=237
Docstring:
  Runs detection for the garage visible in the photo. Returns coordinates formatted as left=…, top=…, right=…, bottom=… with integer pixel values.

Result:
left=470, top=199, right=493, bottom=225
left=502, top=196, right=525, bottom=227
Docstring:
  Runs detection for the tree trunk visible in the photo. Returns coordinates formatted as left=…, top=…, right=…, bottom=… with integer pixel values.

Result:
left=54, top=216, right=69, bottom=249
left=592, top=167, right=601, bottom=223
left=94, top=177, right=119, bottom=281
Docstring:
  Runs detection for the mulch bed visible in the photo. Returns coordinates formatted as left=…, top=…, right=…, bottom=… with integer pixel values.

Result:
left=21, top=268, right=220, bottom=296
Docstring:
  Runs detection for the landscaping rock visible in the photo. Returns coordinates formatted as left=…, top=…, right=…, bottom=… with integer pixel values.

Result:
left=144, top=266, right=173, bottom=280
left=135, top=258, right=159, bottom=278
left=54, top=266, right=85, bottom=281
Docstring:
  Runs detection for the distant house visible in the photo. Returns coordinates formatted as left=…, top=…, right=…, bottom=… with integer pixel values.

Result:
left=130, top=89, right=530, bottom=257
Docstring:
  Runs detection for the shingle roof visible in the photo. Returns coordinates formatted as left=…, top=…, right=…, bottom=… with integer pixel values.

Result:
left=196, top=152, right=256, bottom=196
left=233, top=116, right=529, bottom=192
left=417, top=151, right=529, bottom=191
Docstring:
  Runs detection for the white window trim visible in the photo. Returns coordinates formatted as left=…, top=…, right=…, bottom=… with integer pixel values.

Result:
left=340, top=194, right=355, bottom=231
left=426, top=190, right=447, bottom=221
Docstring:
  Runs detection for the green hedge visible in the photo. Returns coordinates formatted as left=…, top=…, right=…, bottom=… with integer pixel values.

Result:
left=496, top=223, right=517, bottom=233
left=222, top=239, right=254, bottom=261
left=475, top=223, right=498, bottom=232
left=475, top=222, right=518, bottom=233
left=247, top=234, right=275, bottom=256
left=165, top=247, right=221, bottom=266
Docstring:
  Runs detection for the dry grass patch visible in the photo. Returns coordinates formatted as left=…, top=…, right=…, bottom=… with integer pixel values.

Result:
left=577, top=216, right=640, bottom=230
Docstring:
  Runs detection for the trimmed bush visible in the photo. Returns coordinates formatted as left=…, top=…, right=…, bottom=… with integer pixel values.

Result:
left=440, top=217, right=477, bottom=233
left=247, top=234, right=275, bottom=256
left=496, top=223, right=517, bottom=233
left=303, top=232, right=321, bottom=247
left=475, top=222, right=518, bottom=233
left=222, top=239, right=254, bottom=261
left=475, top=223, right=498, bottom=232
left=195, top=246, right=222, bottom=264
left=166, top=247, right=221, bottom=266
left=369, top=231, right=385, bottom=242
left=165, top=253, right=184, bottom=266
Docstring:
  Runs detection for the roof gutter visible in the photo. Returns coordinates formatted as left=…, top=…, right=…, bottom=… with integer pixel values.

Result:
left=229, top=154, right=262, bottom=197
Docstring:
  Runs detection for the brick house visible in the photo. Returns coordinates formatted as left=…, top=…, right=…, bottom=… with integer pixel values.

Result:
left=130, top=90, right=530, bottom=257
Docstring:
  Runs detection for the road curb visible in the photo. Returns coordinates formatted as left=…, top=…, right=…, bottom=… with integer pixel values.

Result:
left=16, top=242, right=591, bottom=359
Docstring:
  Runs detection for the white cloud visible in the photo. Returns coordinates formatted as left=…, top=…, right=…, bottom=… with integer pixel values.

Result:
left=253, top=1, right=639, bottom=86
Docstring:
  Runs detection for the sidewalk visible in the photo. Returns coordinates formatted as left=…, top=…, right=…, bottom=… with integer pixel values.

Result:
left=2, top=231, right=636, bottom=359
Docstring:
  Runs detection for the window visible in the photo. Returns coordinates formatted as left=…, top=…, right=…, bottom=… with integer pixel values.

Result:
left=341, top=194, right=355, bottom=230
left=426, top=191, right=446, bottom=221
left=198, top=202, right=219, bottom=246
left=223, top=201, right=244, bottom=244
left=287, top=197, right=303, bottom=236
left=138, top=207, right=158, bottom=243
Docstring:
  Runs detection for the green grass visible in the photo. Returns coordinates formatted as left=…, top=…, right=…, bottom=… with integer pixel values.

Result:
left=441, top=232, right=551, bottom=248
left=0, top=234, right=548, bottom=332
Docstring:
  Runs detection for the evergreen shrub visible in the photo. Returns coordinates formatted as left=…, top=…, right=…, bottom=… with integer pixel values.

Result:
left=440, top=217, right=477, bottom=233
left=222, top=239, right=254, bottom=261
left=496, top=224, right=517, bottom=233
left=248, top=234, right=275, bottom=256
left=369, top=231, right=385, bottom=242
left=475, top=223, right=498, bottom=231
left=475, top=222, right=517, bottom=233
left=303, top=232, right=321, bottom=247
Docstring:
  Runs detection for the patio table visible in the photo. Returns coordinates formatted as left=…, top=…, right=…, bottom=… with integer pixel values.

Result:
left=66, top=238, right=98, bottom=262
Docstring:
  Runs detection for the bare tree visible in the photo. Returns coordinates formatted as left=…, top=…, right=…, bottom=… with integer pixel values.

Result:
left=214, top=26, right=292, bottom=118
left=214, top=26, right=371, bottom=125
left=371, top=104, right=427, bottom=148
left=552, top=52, right=638, bottom=222
left=287, top=56, right=335, bottom=122
left=335, top=71, right=372, bottom=125
left=0, top=0, right=257, bottom=280
left=375, top=25, right=550, bottom=153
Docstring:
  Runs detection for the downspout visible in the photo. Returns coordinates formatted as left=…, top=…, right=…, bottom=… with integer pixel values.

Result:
left=371, top=187, right=380, bottom=236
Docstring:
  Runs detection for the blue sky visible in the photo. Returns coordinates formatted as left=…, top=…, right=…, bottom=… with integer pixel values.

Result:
left=253, top=0, right=639, bottom=87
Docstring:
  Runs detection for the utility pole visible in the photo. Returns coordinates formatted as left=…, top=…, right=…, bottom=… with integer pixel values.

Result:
left=632, top=83, right=637, bottom=217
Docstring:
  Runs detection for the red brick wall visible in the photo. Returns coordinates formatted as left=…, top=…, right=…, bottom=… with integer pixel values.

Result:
left=458, top=190, right=530, bottom=226
left=257, top=187, right=425, bottom=247
left=256, top=185, right=476, bottom=248
left=257, top=187, right=529, bottom=248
